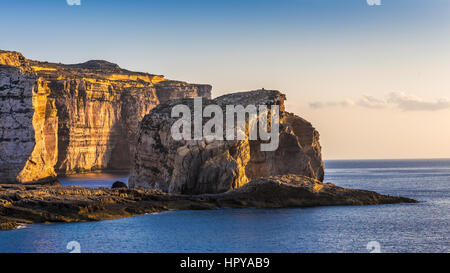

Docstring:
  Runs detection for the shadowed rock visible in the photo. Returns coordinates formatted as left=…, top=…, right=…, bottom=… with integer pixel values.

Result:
left=111, top=181, right=127, bottom=189
left=129, top=90, right=324, bottom=194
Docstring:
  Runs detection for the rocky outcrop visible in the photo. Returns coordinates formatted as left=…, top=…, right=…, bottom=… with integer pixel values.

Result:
left=0, top=176, right=417, bottom=230
left=155, top=80, right=212, bottom=104
left=0, top=50, right=211, bottom=183
left=129, top=90, right=325, bottom=194
left=216, top=175, right=413, bottom=207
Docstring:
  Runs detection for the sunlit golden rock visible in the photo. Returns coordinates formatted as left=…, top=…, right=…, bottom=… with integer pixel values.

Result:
left=0, top=50, right=211, bottom=183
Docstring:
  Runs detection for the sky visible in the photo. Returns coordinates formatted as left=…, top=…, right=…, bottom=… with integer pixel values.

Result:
left=1, top=0, right=449, bottom=160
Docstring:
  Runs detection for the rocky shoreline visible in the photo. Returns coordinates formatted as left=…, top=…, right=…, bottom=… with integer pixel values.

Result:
left=0, top=175, right=417, bottom=231
left=0, top=51, right=418, bottom=232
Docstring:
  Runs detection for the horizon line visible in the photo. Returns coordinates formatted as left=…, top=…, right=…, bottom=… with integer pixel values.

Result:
left=324, top=157, right=450, bottom=161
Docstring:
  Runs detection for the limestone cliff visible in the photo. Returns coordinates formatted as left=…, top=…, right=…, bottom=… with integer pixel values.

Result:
left=129, top=90, right=324, bottom=194
left=0, top=50, right=211, bottom=183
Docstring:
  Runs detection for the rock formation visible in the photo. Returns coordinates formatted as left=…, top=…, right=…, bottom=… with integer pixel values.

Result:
left=0, top=50, right=211, bottom=183
left=111, top=181, right=128, bottom=189
left=129, top=90, right=325, bottom=194
left=0, top=52, right=419, bottom=231
left=0, top=176, right=417, bottom=230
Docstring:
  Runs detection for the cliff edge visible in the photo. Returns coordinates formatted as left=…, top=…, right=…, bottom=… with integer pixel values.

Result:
left=0, top=50, right=211, bottom=183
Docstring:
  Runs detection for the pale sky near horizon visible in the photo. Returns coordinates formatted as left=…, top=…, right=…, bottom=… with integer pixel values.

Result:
left=1, top=0, right=449, bottom=160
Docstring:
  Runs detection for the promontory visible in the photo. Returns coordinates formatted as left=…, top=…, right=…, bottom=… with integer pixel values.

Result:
left=0, top=51, right=417, bottom=230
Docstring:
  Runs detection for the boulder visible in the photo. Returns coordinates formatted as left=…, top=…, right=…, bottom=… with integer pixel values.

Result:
left=111, top=181, right=128, bottom=189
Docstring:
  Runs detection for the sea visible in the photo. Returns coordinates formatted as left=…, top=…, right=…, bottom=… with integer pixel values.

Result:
left=0, top=159, right=448, bottom=253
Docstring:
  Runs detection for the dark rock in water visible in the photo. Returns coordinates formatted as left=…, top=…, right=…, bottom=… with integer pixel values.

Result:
left=49, top=180, right=62, bottom=187
left=112, top=181, right=127, bottom=189
left=212, top=175, right=418, bottom=207
left=0, top=218, right=19, bottom=230
left=0, top=176, right=417, bottom=230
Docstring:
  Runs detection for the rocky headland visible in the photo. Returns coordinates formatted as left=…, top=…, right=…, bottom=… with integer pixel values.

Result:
left=0, top=50, right=418, bottom=231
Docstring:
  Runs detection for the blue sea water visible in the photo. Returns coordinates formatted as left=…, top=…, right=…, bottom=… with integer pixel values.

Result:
left=0, top=159, right=449, bottom=253
left=59, top=173, right=129, bottom=188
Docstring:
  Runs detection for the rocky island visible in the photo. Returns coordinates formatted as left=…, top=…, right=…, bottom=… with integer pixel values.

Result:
left=129, top=90, right=325, bottom=194
left=0, top=51, right=417, bottom=231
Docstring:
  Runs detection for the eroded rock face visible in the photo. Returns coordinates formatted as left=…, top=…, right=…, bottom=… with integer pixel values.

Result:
left=129, top=90, right=325, bottom=194
left=155, top=80, right=213, bottom=105
left=128, top=98, right=251, bottom=194
left=0, top=66, right=48, bottom=182
left=0, top=50, right=211, bottom=183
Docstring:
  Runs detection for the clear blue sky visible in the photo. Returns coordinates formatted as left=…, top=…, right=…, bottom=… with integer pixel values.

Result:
left=1, top=0, right=450, bottom=159
left=2, top=0, right=447, bottom=71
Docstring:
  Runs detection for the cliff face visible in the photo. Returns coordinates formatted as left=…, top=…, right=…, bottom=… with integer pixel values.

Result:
left=0, top=50, right=211, bottom=183
left=129, top=90, right=324, bottom=194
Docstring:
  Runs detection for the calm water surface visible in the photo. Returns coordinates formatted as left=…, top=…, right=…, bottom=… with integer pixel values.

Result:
left=0, top=159, right=449, bottom=253
left=59, top=173, right=129, bottom=188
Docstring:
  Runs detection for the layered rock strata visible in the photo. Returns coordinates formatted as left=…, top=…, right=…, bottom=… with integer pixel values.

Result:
left=129, top=90, right=325, bottom=194
left=0, top=50, right=211, bottom=183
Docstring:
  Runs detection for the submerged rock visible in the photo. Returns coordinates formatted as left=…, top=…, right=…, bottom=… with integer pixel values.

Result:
left=129, top=90, right=324, bottom=194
